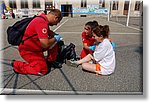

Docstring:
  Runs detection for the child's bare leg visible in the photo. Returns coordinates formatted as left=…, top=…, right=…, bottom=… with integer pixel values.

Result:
left=81, top=63, right=96, bottom=73
left=76, top=54, right=93, bottom=64
left=66, top=54, right=94, bottom=67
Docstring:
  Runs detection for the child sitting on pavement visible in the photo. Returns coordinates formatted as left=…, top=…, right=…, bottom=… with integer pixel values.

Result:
left=67, top=25, right=116, bottom=75
left=80, top=21, right=98, bottom=59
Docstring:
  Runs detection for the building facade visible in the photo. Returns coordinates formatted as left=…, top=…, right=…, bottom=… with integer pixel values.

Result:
left=2, top=0, right=143, bottom=17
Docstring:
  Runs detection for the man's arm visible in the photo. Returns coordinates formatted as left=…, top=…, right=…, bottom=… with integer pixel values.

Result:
left=39, top=34, right=62, bottom=48
left=39, top=37, right=56, bottom=48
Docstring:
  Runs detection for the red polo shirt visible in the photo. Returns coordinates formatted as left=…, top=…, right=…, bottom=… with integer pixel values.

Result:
left=19, top=14, right=52, bottom=52
left=80, top=32, right=96, bottom=58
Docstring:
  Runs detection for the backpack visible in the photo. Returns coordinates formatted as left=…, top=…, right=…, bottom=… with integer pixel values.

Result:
left=56, top=42, right=77, bottom=64
left=7, top=16, right=45, bottom=46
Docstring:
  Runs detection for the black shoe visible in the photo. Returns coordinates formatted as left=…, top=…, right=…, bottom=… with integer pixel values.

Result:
left=10, top=60, right=15, bottom=67
left=10, top=60, right=19, bottom=74
left=52, top=61, right=62, bottom=68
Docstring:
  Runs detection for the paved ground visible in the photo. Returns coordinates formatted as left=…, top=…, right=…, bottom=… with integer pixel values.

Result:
left=0, top=15, right=143, bottom=95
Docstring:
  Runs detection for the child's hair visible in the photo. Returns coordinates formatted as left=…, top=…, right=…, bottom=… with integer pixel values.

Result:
left=93, top=25, right=110, bottom=38
left=85, top=20, right=99, bottom=30
left=103, top=25, right=110, bottom=36
left=92, top=26, right=101, bottom=37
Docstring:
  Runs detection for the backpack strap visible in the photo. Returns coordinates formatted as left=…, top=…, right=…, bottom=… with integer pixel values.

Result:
left=21, top=16, right=47, bottom=45
left=22, top=34, right=37, bottom=44
left=36, top=16, right=47, bottom=21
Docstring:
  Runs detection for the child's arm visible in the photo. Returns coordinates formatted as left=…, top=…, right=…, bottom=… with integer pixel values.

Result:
left=88, top=54, right=97, bottom=64
left=91, top=59, right=97, bottom=64
left=93, top=44, right=107, bottom=62
left=83, top=43, right=90, bottom=50
left=83, top=43, right=96, bottom=51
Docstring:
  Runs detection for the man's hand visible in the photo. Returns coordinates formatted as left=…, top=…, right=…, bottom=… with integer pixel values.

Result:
left=54, top=34, right=62, bottom=42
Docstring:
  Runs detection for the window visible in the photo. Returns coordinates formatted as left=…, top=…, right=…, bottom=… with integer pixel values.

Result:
left=21, top=0, right=28, bottom=9
left=9, top=0, right=17, bottom=9
left=124, top=1, right=129, bottom=10
left=99, top=0, right=105, bottom=8
left=33, top=0, right=40, bottom=8
left=135, top=1, right=141, bottom=11
left=112, top=1, right=119, bottom=10
left=81, top=0, right=87, bottom=8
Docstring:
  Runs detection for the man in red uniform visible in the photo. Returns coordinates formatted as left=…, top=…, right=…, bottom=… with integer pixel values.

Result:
left=11, top=9, right=63, bottom=76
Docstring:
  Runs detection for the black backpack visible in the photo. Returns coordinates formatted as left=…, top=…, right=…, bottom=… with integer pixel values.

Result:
left=56, top=42, right=77, bottom=64
left=7, top=16, right=45, bottom=46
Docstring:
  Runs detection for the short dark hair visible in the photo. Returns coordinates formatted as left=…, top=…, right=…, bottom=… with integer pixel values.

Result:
left=48, top=9, right=62, bottom=19
left=85, top=20, right=98, bottom=30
